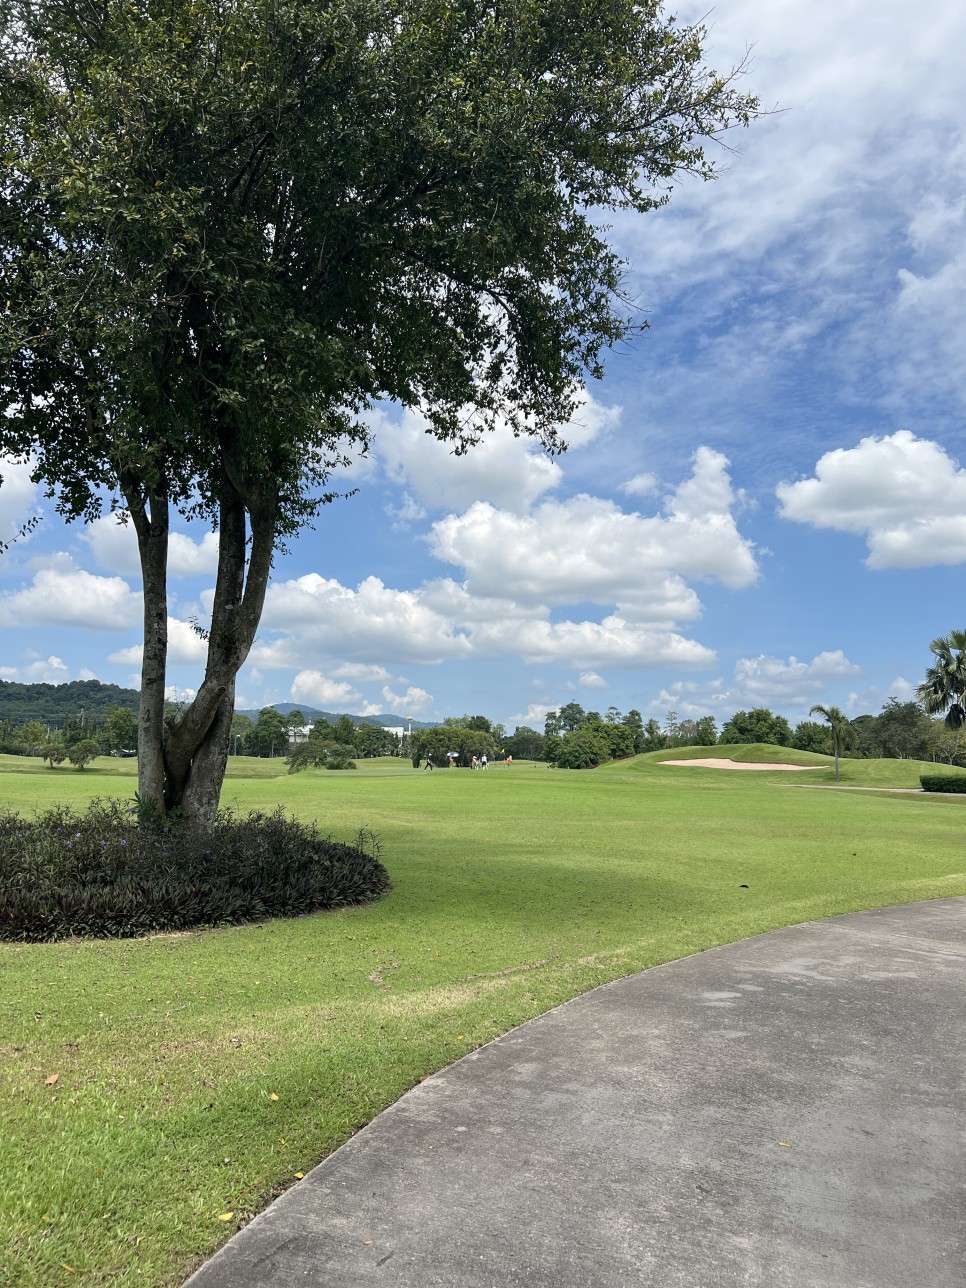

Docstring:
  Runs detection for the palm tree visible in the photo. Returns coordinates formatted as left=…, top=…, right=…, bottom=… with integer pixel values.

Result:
left=917, top=631, right=966, bottom=732
left=809, top=704, right=855, bottom=781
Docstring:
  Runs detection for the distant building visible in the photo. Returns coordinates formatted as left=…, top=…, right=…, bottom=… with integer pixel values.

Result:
left=382, top=727, right=405, bottom=739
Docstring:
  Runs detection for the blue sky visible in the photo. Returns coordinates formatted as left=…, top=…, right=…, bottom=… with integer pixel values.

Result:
left=2, top=0, right=965, bottom=732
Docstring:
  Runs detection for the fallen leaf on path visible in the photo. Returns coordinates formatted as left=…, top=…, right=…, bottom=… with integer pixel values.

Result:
left=218, top=1212, right=235, bottom=1222
left=778, top=1141, right=791, bottom=1148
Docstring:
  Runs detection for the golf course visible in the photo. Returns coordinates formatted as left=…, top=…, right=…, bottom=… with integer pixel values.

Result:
left=3, top=746, right=965, bottom=1286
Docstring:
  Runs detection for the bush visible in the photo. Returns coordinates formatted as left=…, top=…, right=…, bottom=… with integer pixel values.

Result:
left=0, top=801, right=391, bottom=942
left=554, top=727, right=610, bottom=769
left=920, top=774, right=966, bottom=794
left=287, top=742, right=357, bottom=772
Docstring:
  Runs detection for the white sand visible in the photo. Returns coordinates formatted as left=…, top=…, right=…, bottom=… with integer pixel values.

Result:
left=660, top=758, right=821, bottom=772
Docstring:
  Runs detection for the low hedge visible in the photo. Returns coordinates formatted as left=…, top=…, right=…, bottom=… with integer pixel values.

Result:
left=920, top=774, right=966, bottom=794
left=0, top=800, right=391, bottom=942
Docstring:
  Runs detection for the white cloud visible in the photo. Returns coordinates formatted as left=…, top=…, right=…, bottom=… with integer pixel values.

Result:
left=777, top=431, right=966, bottom=568
left=371, top=391, right=620, bottom=516
left=507, top=703, right=556, bottom=730
left=578, top=671, right=608, bottom=689
left=477, top=616, right=715, bottom=670
left=647, top=650, right=864, bottom=719
left=0, top=457, right=39, bottom=546
left=430, top=447, right=757, bottom=615
left=107, top=617, right=208, bottom=665
left=374, top=406, right=563, bottom=514
left=257, top=574, right=472, bottom=666
left=164, top=684, right=197, bottom=705
left=83, top=515, right=219, bottom=578
left=331, top=662, right=394, bottom=683
left=380, top=684, right=433, bottom=715
left=290, top=671, right=363, bottom=710
left=0, top=565, right=141, bottom=629
left=846, top=676, right=917, bottom=713
left=0, top=655, right=70, bottom=683
left=730, top=651, right=863, bottom=706
left=620, top=473, right=658, bottom=497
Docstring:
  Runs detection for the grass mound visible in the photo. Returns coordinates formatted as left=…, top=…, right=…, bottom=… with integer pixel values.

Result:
left=0, top=799, right=391, bottom=942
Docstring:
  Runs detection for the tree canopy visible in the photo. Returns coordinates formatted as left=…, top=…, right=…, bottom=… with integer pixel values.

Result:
left=719, top=708, right=793, bottom=747
left=1, top=0, right=758, bottom=826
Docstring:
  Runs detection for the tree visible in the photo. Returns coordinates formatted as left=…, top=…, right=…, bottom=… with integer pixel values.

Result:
left=558, top=703, right=588, bottom=734
left=1, top=0, right=757, bottom=828
left=641, top=719, right=667, bottom=752
left=18, top=720, right=47, bottom=755
left=42, top=741, right=66, bottom=768
left=504, top=726, right=545, bottom=761
left=917, top=631, right=966, bottom=731
left=553, top=726, right=610, bottom=769
left=694, top=716, right=718, bottom=746
left=875, top=698, right=931, bottom=761
left=719, top=708, right=793, bottom=747
left=623, top=709, right=646, bottom=754
left=248, top=707, right=287, bottom=758
left=808, top=704, right=856, bottom=781
left=332, top=715, right=358, bottom=746
left=229, top=712, right=254, bottom=755
left=106, top=705, right=139, bottom=754
left=413, top=725, right=497, bottom=767
left=793, top=720, right=833, bottom=756
left=68, top=738, right=102, bottom=770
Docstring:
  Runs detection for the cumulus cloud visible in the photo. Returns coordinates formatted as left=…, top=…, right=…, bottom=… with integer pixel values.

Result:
left=430, top=447, right=757, bottom=616
left=331, top=662, right=394, bottom=683
left=730, top=651, right=863, bottom=706
left=381, top=684, right=433, bottom=715
left=476, top=616, right=715, bottom=670
left=83, top=515, right=219, bottom=577
left=257, top=574, right=472, bottom=666
left=579, top=671, right=608, bottom=689
left=291, top=671, right=363, bottom=710
left=371, top=391, right=620, bottom=515
left=846, top=676, right=917, bottom=713
left=620, top=473, right=658, bottom=497
left=0, top=456, right=39, bottom=546
left=0, top=565, right=141, bottom=629
left=647, top=650, right=864, bottom=719
left=107, top=617, right=208, bottom=665
left=777, top=431, right=966, bottom=568
left=0, top=654, right=70, bottom=683
left=165, top=684, right=197, bottom=705
left=507, top=703, right=557, bottom=730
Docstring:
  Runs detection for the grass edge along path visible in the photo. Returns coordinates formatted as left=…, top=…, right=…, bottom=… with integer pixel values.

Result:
left=2, top=747, right=966, bottom=1286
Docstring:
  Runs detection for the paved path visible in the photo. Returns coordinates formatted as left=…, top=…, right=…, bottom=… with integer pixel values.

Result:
left=186, top=898, right=966, bottom=1287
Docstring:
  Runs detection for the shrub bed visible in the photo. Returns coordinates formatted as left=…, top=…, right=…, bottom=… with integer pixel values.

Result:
left=920, top=774, right=966, bottom=794
left=0, top=800, right=391, bottom=942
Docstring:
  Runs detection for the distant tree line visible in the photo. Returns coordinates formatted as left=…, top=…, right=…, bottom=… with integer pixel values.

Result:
left=0, top=679, right=140, bottom=726
left=0, top=705, right=139, bottom=765
left=2, top=688, right=955, bottom=772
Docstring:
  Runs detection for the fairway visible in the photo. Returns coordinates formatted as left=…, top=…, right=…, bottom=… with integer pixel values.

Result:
left=2, top=750, right=965, bottom=1286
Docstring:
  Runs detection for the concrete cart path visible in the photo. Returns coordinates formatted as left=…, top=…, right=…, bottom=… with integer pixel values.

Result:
left=186, top=897, right=966, bottom=1287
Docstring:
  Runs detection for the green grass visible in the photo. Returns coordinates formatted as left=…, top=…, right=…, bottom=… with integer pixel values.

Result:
left=2, top=747, right=965, bottom=1286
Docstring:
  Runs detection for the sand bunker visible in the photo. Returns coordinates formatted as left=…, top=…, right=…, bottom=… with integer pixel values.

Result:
left=661, top=758, right=821, bottom=772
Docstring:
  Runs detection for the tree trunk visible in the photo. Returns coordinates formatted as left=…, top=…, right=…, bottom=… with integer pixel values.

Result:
left=128, top=487, right=169, bottom=822
left=160, top=469, right=279, bottom=829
